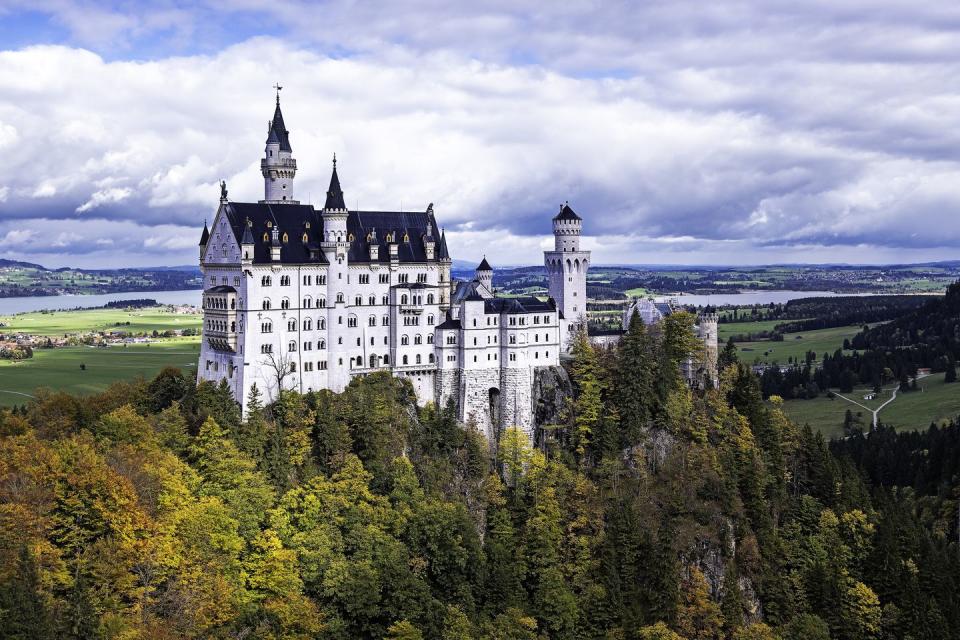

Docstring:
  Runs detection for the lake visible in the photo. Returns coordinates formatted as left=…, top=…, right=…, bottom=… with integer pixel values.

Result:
left=653, top=290, right=881, bottom=307
left=0, top=288, right=891, bottom=316
left=0, top=289, right=203, bottom=315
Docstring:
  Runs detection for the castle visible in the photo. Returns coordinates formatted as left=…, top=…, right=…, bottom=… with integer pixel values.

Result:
left=197, top=95, right=590, bottom=441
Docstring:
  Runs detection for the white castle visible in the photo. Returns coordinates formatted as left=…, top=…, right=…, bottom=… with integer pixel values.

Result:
left=197, top=95, right=590, bottom=440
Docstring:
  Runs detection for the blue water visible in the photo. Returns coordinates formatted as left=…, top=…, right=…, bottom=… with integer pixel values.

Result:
left=0, top=290, right=202, bottom=315
left=652, top=290, right=880, bottom=307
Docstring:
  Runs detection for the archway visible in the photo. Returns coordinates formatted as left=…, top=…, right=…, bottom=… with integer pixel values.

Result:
left=488, top=387, right=501, bottom=441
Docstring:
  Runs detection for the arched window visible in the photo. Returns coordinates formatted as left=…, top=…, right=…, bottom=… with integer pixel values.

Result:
left=302, top=233, right=308, bottom=243
left=428, top=353, right=434, bottom=363
left=401, top=294, right=408, bottom=304
left=281, top=298, right=290, bottom=310
left=261, top=321, right=272, bottom=333
left=427, top=334, right=433, bottom=344
left=369, top=354, right=377, bottom=368
left=262, top=299, right=271, bottom=310
left=368, top=315, right=376, bottom=327
left=368, top=295, right=375, bottom=305
left=319, top=340, right=326, bottom=349
left=382, top=315, right=389, bottom=326
left=230, top=299, right=236, bottom=310
left=230, top=321, right=235, bottom=332
left=318, top=318, right=326, bottom=330
left=288, top=319, right=296, bottom=331
left=304, top=318, right=312, bottom=330
left=355, top=295, right=362, bottom=306
left=414, top=335, right=422, bottom=345
left=427, top=294, right=434, bottom=304
left=262, top=275, right=272, bottom=286
left=319, top=297, right=326, bottom=308
left=288, top=341, right=297, bottom=352
left=263, top=232, right=269, bottom=242
left=402, top=355, right=408, bottom=365
left=401, top=335, right=409, bottom=345
left=336, top=293, right=344, bottom=304
left=427, top=314, right=435, bottom=325
left=347, top=316, right=358, bottom=328
left=282, top=232, right=289, bottom=243
left=415, top=354, right=421, bottom=364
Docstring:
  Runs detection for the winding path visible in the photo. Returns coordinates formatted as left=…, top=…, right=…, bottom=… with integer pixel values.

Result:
left=834, top=383, right=904, bottom=430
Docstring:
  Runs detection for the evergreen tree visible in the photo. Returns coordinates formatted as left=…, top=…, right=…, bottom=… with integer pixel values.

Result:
left=617, top=310, right=656, bottom=449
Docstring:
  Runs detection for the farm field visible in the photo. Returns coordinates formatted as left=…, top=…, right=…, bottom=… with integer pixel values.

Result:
left=734, top=324, right=862, bottom=365
left=782, top=372, right=960, bottom=438
left=0, top=339, right=201, bottom=407
left=717, top=319, right=789, bottom=341
left=0, top=307, right=202, bottom=336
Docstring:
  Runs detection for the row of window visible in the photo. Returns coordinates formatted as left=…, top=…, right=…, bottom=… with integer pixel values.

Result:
left=259, top=293, right=438, bottom=310
left=280, top=352, right=439, bottom=373
left=257, top=273, right=432, bottom=288
left=205, top=319, right=235, bottom=332
left=210, top=276, right=241, bottom=286
left=204, top=296, right=235, bottom=310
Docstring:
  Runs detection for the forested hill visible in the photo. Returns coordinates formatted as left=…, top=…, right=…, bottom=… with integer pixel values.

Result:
left=1, top=313, right=959, bottom=639
left=852, top=281, right=960, bottom=353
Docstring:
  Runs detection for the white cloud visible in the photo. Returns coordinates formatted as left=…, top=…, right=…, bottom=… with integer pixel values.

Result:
left=0, top=229, right=35, bottom=246
left=75, top=186, right=132, bottom=213
left=0, top=3, right=959, bottom=266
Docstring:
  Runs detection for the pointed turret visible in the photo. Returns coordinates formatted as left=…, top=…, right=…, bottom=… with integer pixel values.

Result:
left=261, top=92, right=297, bottom=203
left=438, top=229, right=450, bottom=261
left=476, top=256, right=493, bottom=292
left=240, top=218, right=254, bottom=264
left=323, top=154, right=347, bottom=211
left=199, top=221, right=209, bottom=260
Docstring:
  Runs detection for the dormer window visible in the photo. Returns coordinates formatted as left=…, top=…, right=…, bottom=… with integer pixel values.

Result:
left=403, top=233, right=409, bottom=243
left=262, top=232, right=269, bottom=242
left=266, top=221, right=272, bottom=228
left=348, top=233, right=355, bottom=242
left=302, top=233, right=309, bottom=243
left=282, top=233, right=289, bottom=243
left=305, top=222, right=311, bottom=229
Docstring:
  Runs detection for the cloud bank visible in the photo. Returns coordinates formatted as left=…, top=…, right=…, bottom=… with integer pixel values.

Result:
left=0, top=2, right=959, bottom=267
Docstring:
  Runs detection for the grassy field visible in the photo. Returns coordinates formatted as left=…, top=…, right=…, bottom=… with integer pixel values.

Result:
left=717, top=319, right=788, bottom=341
left=0, top=338, right=201, bottom=407
left=735, top=325, right=862, bottom=365
left=0, top=307, right=201, bottom=336
left=782, top=372, right=960, bottom=438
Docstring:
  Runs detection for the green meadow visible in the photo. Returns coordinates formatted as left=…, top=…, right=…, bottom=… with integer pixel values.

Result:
left=782, top=372, right=960, bottom=438
left=0, top=307, right=202, bottom=336
left=734, top=325, right=863, bottom=365
left=0, top=340, right=201, bottom=406
left=0, top=306, right=203, bottom=406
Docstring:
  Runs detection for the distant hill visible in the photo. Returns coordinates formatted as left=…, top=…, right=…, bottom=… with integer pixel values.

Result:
left=0, top=258, right=48, bottom=270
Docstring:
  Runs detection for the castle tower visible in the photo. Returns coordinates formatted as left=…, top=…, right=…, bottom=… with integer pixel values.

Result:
left=543, top=202, right=590, bottom=350
left=698, top=312, right=719, bottom=383
left=476, top=257, right=493, bottom=293
left=260, top=92, right=298, bottom=203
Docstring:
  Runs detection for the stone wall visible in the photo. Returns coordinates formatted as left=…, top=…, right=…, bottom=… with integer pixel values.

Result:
left=436, top=368, right=461, bottom=413
left=500, top=367, right=534, bottom=437
left=461, top=367, right=502, bottom=442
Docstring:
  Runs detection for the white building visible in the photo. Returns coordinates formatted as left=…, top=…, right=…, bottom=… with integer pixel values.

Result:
left=198, top=96, right=590, bottom=441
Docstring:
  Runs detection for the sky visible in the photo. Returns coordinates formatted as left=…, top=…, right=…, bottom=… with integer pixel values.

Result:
left=1, top=1, right=959, bottom=268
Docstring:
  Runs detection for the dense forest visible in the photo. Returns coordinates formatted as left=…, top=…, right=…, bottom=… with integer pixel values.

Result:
left=1, top=311, right=958, bottom=639
left=758, top=284, right=960, bottom=399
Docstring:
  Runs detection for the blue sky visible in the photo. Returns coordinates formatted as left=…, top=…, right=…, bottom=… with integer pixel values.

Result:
left=1, top=1, right=960, bottom=268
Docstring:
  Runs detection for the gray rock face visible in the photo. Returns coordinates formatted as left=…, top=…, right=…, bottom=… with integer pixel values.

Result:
left=532, top=365, right=572, bottom=433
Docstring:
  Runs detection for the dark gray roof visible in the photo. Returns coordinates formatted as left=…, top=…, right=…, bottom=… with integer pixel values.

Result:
left=206, top=285, right=236, bottom=293
left=438, top=229, right=450, bottom=260
left=199, top=222, right=210, bottom=246
left=240, top=219, right=255, bottom=245
left=553, top=202, right=581, bottom=221
left=218, top=201, right=443, bottom=265
left=436, top=314, right=461, bottom=330
left=477, top=257, right=492, bottom=271
left=266, top=99, right=292, bottom=152
left=324, top=162, right=346, bottom=210
left=484, top=296, right=555, bottom=314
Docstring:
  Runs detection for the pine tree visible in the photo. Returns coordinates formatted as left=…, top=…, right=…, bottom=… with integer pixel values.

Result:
left=570, top=328, right=603, bottom=460
left=617, top=310, right=656, bottom=449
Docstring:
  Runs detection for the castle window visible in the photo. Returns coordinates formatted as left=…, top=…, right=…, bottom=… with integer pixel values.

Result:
left=261, top=321, right=273, bottom=333
left=473, top=337, right=477, bottom=346
left=304, top=341, right=312, bottom=351
left=281, top=298, right=290, bottom=310
left=282, top=233, right=289, bottom=243
left=318, top=275, right=326, bottom=285
left=355, top=295, right=362, bottom=306
left=546, top=351, right=549, bottom=358
left=427, top=314, right=434, bottom=325
left=280, top=275, right=290, bottom=286
left=359, top=274, right=369, bottom=284
left=417, top=273, right=426, bottom=283
left=288, top=341, right=297, bottom=352
left=319, top=297, right=326, bottom=308
left=305, top=222, right=311, bottom=229
left=231, top=299, right=236, bottom=310
left=262, top=275, right=272, bottom=286
left=319, top=318, right=326, bottom=330
left=261, top=344, right=273, bottom=354
left=416, top=354, right=422, bottom=365
left=427, top=294, right=434, bottom=304
left=356, top=338, right=361, bottom=346
left=303, top=297, right=311, bottom=308
left=304, top=319, right=312, bottom=330
left=472, top=319, right=476, bottom=327
left=382, top=315, right=389, bottom=326
left=509, top=353, right=516, bottom=362
left=289, top=362, right=296, bottom=372
left=428, top=354, right=434, bottom=363
left=368, top=295, right=376, bottom=305
left=262, top=300, right=271, bottom=310
left=379, top=274, right=389, bottom=284
left=288, top=319, right=296, bottom=331
left=266, top=221, right=272, bottom=228
left=347, top=316, right=358, bottom=328
left=319, top=340, right=326, bottom=349
left=320, top=360, right=327, bottom=369
left=401, top=335, right=409, bottom=345
left=535, top=351, right=539, bottom=359
left=348, top=233, right=354, bottom=242
left=427, top=334, right=433, bottom=344
left=336, top=293, right=344, bottom=303
left=302, top=233, right=309, bottom=243
left=263, top=232, right=269, bottom=242
left=401, top=294, right=408, bottom=305
left=414, top=335, right=422, bottom=345
left=403, top=233, right=409, bottom=242
left=382, top=295, right=389, bottom=304
left=398, top=274, right=408, bottom=284
left=368, top=315, right=376, bottom=327
left=403, top=355, right=408, bottom=365
left=510, top=335, right=516, bottom=344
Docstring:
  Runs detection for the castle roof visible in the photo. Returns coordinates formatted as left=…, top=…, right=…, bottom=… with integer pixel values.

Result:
left=437, top=229, right=450, bottom=260
left=483, top=296, right=555, bottom=314
left=199, top=222, right=209, bottom=246
left=323, top=158, right=346, bottom=210
left=553, top=202, right=581, bottom=221
left=240, top=218, right=255, bottom=245
left=266, top=98, right=292, bottom=152
left=477, top=257, right=492, bottom=271
left=218, top=201, right=443, bottom=266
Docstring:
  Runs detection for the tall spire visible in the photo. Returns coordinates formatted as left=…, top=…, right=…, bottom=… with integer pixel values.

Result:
left=438, top=228, right=450, bottom=260
left=266, top=90, right=292, bottom=152
left=323, top=154, right=346, bottom=210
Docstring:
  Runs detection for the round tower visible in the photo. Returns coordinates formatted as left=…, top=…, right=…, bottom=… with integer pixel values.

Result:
left=543, top=201, right=590, bottom=351
left=698, top=312, right=719, bottom=382
left=260, top=92, right=298, bottom=204
left=476, top=256, right=493, bottom=292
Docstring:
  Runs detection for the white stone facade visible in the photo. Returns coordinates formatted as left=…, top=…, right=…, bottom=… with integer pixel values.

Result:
left=197, top=98, right=586, bottom=443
